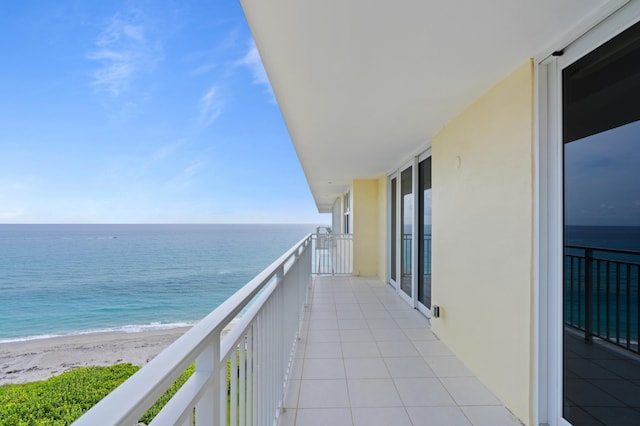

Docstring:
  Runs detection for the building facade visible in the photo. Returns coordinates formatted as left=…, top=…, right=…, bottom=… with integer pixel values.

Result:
left=242, top=1, right=640, bottom=425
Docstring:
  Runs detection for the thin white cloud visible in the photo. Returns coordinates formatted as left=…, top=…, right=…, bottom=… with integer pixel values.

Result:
left=167, top=161, right=207, bottom=190
left=199, top=85, right=223, bottom=126
left=238, top=39, right=276, bottom=103
left=192, top=63, right=217, bottom=75
left=88, top=11, right=161, bottom=97
left=151, top=138, right=188, bottom=163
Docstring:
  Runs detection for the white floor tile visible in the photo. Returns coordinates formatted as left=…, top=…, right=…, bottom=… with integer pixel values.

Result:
left=335, top=303, right=361, bottom=311
left=461, top=406, right=522, bottom=426
left=337, top=310, right=365, bottom=320
left=342, top=341, right=381, bottom=358
left=370, top=328, right=411, bottom=342
left=313, top=300, right=335, bottom=308
left=376, top=340, right=420, bottom=357
left=295, top=343, right=306, bottom=359
left=309, top=318, right=339, bottom=330
left=441, top=378, right=502, bottom=406
left=384, top=357, right=435, bottom=378
left=344, top=357, right=389, bottom=379
left=426, top=356, right=474, bottom=377
left=302, top=358, right=346, bottom=380
left=289, top=357, right=303, bottom=379
left=394, top=317, right=430, bottom=329
left=414, top=340, right=454, bottom=357
left=356, top=296, right=380, bottom=304
left=294, top=408, right=353, bottom=426
left=367, top=318, right=400, bottom=330
left=305, top=342, right=343, bottom=358
left=284, top=380, right=301, bottom=408
left=282, top=277, right=522, bottom=426
left=338, top=319, right=369, bottom=330
left=278, top=408, right=296, bottom=426
left=339, top=329, right=374, bottom=342
left=361, top=310, right=392, bottom=320
left=310, top=311, right=338, bottom=320
left=307, top=329, right=341, bottom=342
left=358, top=303, right=386, bottom=312
left=406, top=406, right=472, bottom=426
left=352, top=407, right=412, bottom=426
left=298, top=380, right=350, bottom=408
left=394, top=378, right=456, bottom=406
left=384, top=301, right=409, bottom=310
left=347, top=379, right=403, bottom=407
left=310, top=304, right=335, bottom=312
left=402, top=328, right=437, bottom=341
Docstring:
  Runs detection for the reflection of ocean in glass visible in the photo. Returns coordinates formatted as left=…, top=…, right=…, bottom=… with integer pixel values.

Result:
left=401, top=231, right=432, bottom=278
left=563, top=119, right=640, bottom=350
left=565, top=226, right=640, bottom=348
left=566, top=225, right=640, bottom=251
left=400, top=167, right=413, bottom=296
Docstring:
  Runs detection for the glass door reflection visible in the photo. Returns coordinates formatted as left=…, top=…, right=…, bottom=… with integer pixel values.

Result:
left=418, top=157, right=432, bottom=310
left=400, top=166, right=413, bottom=298
left=562, top=20, right=640, bottom=425
left=390, top=175, right=398, bottom=288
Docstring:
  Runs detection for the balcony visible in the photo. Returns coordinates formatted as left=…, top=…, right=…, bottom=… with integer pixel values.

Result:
left=279, top=275, right=521, bottom=426
left=74, top=234, right=521, bottom=426
left=563, top=245, right=640, bottom=424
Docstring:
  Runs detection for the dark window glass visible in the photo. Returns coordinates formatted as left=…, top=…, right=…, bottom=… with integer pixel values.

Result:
left=401, top=167, right=413, bottom=297
left=418, top=158, right=432, bottom=308
left=391, top=177, right=397, bottom=282
left=563, top=20, right=640, bottom=426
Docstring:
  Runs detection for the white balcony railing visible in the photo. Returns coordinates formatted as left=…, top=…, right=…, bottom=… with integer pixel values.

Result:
left=311, top=233, right=353, bottom=275
left=73, top=234, right=313, bottom=426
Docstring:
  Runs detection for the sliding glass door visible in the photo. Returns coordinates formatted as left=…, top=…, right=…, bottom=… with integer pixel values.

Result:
left=561, top=19, right=640, bottom=426
left=400, top=165, right=413, bottom=299
left=418, top=156, right=432, bottom=311
left=388, top=151, right=432, bottom=313
left=389, top=174, right=398, bottom=289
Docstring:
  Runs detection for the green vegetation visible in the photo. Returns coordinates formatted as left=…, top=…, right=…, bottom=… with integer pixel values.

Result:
left=0, top=364, right=194, bottom=426
left=139, top=364, right=194, bottom=424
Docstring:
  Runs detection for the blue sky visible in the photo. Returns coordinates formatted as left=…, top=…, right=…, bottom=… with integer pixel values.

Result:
left=0, top=0, right=328, bottom=224
left=565, top=120, right=640, bottom=226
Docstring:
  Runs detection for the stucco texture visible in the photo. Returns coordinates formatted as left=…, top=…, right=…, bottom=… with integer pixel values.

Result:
left=352, top=179, right=380, bottom=276
left=431, top=60, right=534, bottom=424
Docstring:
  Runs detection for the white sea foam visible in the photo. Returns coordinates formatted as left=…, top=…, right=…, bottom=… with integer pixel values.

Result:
left=0, top=321, right=197, bottom=344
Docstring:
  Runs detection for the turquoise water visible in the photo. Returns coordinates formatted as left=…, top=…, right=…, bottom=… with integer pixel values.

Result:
left=0, top=224, right=318, bottom=342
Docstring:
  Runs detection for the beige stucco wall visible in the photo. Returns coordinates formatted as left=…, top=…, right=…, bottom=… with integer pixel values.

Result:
left=352, top=179, right=379, bottom=276
left=431, top=60, right=534, bottom=424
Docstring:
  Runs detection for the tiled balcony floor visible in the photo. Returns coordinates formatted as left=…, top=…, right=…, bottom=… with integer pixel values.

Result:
left=279, top=276, right=523, bottom=426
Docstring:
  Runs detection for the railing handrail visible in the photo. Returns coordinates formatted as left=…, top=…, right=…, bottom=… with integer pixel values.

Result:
left=566, top=244, right=640, bottom=257
left=73, top=233, right=313, bottom=425
left=564, top=242, right=640, bottom=353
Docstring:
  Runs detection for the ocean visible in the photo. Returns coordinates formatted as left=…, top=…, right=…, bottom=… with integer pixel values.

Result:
left=0, top=224, right=319, bottom=342
left=565, top=225, right=640, bottom=251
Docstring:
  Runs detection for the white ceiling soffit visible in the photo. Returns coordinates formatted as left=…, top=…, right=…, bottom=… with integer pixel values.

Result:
left=240, top=0, right=619, bottom=212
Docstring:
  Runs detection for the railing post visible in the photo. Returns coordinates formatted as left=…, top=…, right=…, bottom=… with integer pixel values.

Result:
left=195, top=335, right=220, bottom=425
left=584, top=248, right=593, bottom=343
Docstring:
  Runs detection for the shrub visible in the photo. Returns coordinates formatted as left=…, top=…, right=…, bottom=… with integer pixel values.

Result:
left=138, top=364, right=195, bottom=424
left=0, top=363, right=194, bottom=425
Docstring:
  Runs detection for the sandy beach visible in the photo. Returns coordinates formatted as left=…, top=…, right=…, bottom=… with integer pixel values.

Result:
left=0, top=327, right=191, bottom=386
